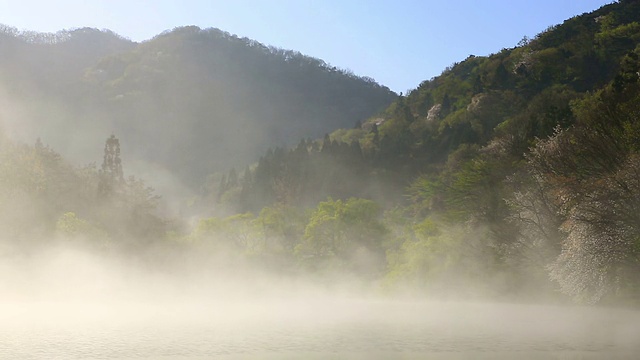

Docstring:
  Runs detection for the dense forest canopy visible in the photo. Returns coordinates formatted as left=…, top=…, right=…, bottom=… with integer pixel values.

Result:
left=2, top=0, right=640, bottom=305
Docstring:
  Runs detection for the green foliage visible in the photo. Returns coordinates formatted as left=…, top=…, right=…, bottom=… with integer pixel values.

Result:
left=201, top=0, right=640, bottom=302
left=55, top=212, right=109, bottom=247
left=207, top=1, right=640, bottom=230
left=516, top=79, right=640, bottom=303
left=0, top=140, right=91, bottom=239
left=296, top=198, right=387, bottom=276
left=384, top=219, right=500, bottom=297
left=191, top=212, right=257, bottom=252
left=255, top=204, right=308, bottom=253
left=0, top=135, right=165, bottom=248
left=596, top=22, right=640, bottom=56
left=5, top=0, right=640, bottom=304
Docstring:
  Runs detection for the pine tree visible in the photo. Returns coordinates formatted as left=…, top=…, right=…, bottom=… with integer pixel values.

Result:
left=372, top=123, right=380, bottom=146
left=98, top=134, right=124, bottom=198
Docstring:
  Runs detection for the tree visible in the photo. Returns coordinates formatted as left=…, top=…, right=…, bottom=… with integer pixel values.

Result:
left=384, top=218, right=498, bottom=296
left=295, top=197, right=387, bottom=276
left=441, top=93, right=451, bottom=114
left=372, top=123, right=380, bottom=146
left=55, top=212, right=109, bottom=247
left=518, top=91, right=640, bottom=302
left=98, top=135, right=124, bottom=198
left=191, top=213, right=257, bottom=252
left=93, top=134, right=164, bottom=241
left=492, top=61, right=510, bottom=88
left=255, top=204, right=307, bottom=253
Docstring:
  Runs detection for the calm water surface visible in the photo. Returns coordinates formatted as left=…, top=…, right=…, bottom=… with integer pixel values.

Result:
left=1, top=298, right=638, bottom=359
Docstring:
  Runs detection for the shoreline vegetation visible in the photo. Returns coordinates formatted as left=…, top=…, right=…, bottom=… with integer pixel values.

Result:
left=2, top=1, right=640, bottom=306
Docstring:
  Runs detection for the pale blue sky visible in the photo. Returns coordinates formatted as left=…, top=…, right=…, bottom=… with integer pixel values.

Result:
left=0, top=0, right=612, bottom=93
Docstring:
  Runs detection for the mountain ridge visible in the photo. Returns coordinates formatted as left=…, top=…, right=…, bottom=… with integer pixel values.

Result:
left=0, top=24, right=396, bottom=190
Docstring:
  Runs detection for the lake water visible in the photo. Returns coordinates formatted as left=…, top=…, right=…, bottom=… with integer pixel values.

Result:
left=1, top=298, right=638, bottom=359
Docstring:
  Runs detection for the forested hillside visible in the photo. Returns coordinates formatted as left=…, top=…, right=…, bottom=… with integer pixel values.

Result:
left=0, top=25, right=395, bottom=188
left=212, top=0, right=640, bottom=304
left=2, top=1, right=640, bottom=305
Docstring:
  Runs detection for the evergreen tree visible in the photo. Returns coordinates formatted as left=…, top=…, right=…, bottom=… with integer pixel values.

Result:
left=98, top=134, right=124, bottom=198
left=372, top=123, right=380, bottom=146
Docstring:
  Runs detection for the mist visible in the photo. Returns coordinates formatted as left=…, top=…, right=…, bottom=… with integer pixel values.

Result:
left=1, top=238, right=639, bottom=359
left=1, top=96, right=639, bottom=359
left=0, top=25, right=395, bottom=194
left=4, top=3, right=640, bottom=358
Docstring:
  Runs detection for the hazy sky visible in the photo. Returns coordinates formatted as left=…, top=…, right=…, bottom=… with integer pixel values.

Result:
left=0, top=0, right=611, bottom=93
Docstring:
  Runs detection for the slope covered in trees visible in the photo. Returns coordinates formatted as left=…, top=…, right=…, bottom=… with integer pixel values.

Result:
left=0, top=25, right=395, bottom=189
left=220, top=0, right=640, bottom=212
left=3, top=1, right=640, bottom=305
left=211, top=0, right=640, bottom=304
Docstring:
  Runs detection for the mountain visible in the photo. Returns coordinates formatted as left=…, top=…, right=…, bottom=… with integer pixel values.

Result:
left=0, top=25, right=396, bottom=190
left=229, top=0, right=640, bottom=210
left=3, top=1, right=640, bottom=304
left=214, top=0, right=640, bottom=303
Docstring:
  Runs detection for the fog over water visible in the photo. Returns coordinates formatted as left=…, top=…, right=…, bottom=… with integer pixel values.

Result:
left=1, top=245, right=639, bottom=359
left=3, top=3, right=640, bottom=357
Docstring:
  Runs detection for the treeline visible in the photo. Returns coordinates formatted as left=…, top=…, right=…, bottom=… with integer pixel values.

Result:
left=0, top=134, right=164, bottom=251
left=209, top=0, right=640, bottom=304
left=214, top=133, right=405, bottom=213
left=0, top=24, right=131, bottom=45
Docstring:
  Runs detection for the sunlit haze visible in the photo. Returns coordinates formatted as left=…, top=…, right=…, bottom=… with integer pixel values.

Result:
left=1, top=0, right=640, bottom=358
